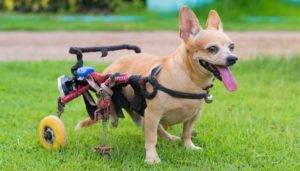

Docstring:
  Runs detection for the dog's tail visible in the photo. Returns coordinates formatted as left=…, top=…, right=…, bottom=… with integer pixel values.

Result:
left=75, top=117, right=95, bottom=130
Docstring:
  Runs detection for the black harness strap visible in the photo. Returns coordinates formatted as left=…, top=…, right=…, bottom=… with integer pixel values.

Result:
left=111, top=65, right=211, bottom=118
left=128, top=75, right=147, bottom=116
left=143, top=65, right=208, bottom=100
left=82, top=91, right=98, bottom=120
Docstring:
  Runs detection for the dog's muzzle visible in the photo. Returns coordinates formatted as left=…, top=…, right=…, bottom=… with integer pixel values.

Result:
left=198, top=60, right=222, bottom=80
left=198, top=56, right=238, bottom=81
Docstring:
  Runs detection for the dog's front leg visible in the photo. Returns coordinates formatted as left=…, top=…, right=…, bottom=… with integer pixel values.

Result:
left=182, top=111, right=203, bottom=150
left=158, top=124, right=181, bottom=141
left=144, top=108, right=161, bottom=164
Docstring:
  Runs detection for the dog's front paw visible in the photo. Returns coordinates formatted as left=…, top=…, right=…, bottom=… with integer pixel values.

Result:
left=145, top=156, right=161, bottom=164
left=145, top=146, right=161, bottom=164
left=187, top=145, right=203, bottom=150
left=184, top=140, right=203, bottom=150
left=166, top=135, right=181, bottom=142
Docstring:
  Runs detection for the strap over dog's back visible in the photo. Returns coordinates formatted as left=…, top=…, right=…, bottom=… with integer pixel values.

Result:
left=144, top=65, right=209, bottom=100
left=111, top=65, right=211, bottom=118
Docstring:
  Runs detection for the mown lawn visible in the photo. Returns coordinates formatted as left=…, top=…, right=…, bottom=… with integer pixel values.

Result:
left=0, top=58, right=300, bottom=170
left=1, top=13, right=300, bottom=31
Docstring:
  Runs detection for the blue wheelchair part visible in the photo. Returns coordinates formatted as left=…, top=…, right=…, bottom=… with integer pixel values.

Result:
left=77, top=66, right=95, bottom=79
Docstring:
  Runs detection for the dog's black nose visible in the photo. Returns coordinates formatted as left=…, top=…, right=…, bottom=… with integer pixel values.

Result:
left=226, top=56, right=238, bottom=66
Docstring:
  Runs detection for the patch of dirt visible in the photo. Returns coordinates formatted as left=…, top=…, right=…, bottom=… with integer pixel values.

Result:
left=1, top=31, right=300, bottom=62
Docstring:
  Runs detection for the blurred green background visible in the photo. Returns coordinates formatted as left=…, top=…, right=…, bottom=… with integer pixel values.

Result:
left=1, top=1, right=300, bottom=170
left=0, top=0, right=300, bottom=31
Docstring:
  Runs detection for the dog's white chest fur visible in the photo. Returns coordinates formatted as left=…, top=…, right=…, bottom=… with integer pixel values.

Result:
left=159, top=98, right=204, bottom=126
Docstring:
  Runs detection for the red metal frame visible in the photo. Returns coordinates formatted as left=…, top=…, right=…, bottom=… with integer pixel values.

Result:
left=58, top=72, right=130, bottom=121
left=60, top=85, right=90, bottom=105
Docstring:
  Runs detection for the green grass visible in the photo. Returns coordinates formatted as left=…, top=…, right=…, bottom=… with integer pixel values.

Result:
left=1, top=0, right=300, bottom=31
left=0, top=58, right=300, bottom=170
left=1, top=12, right=300, bottom=31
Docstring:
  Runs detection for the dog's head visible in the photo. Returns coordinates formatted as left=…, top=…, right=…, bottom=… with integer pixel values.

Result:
left=179, top=6, right=238, bottom=92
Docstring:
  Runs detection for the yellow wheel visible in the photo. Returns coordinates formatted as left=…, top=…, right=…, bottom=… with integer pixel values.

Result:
left=39, top=115, right=67, bottom=149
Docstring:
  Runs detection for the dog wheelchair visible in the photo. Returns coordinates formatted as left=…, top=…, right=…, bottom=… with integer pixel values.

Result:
left=39, top=45, right=142, bottom=157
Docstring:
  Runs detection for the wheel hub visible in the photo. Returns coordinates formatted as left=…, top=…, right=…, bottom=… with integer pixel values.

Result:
left=43, top=126, right=55, bottom=145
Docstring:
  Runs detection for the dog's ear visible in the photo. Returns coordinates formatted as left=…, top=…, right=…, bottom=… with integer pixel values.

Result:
left=179, top=6, right=201, bottom=41
left=206, top=10, right=223, bottom=30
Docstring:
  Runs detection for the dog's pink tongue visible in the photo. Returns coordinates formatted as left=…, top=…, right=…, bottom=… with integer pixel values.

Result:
left=217, top=66, right=238, bottom=92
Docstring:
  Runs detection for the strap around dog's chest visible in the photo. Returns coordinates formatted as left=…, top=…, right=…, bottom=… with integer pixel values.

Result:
left=143, top=65, right=209, bottom=100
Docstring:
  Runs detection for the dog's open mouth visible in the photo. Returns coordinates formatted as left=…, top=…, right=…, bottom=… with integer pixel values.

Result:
left=199, top=60, right=238, bottom=92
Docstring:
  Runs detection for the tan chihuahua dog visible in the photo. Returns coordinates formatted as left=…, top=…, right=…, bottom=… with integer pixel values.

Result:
left=77, top=6, right=238, bottom=163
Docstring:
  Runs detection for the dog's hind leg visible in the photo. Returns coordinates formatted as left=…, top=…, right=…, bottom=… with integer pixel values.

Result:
left=158, top=124, right=180, bottom=141
left=124, top=108, right=143, bottom=126
left=182, top=111, right=202, bottom=150
left=109, top=103, right=119, bottom=127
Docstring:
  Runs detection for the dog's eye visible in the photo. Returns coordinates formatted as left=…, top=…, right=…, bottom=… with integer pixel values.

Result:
left=229, top=43, right=235, bottom=52
left=207, top=46, right=219, bottom=54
